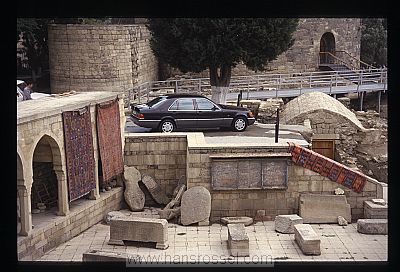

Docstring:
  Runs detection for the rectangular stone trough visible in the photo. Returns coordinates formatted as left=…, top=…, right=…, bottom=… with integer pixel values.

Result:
left=108, top=217, right=169, bottom=249
left=294, top=224, right=321, bottom=255
left=227, top=223, right=249, bottom=257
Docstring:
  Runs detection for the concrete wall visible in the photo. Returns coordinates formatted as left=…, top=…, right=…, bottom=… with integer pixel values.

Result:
left=48, top=24, right=158, bottom=94
left=123, top=134, right=187, bottom=200
left=18, top=188, right=124, bottom=260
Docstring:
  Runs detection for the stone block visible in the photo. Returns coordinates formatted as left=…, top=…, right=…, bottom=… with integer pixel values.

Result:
left=299, top=194, right=351, bottom=223
left=364, top=200, right=388, bottom=219
left=221, top=216, right=253, bottom=226
left=357, top=219, right=387, bottom=234
left=294, top=224, right=321, bottom=255
left=227, top=223, right=249, bottom=257
left=83, top=249, right=138, bottom=262
left=275, top=214, right=303, bottom=234
left=108, top=217, right=168, bottom=249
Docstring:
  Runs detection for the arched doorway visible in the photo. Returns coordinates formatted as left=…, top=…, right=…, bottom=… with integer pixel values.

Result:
left=31, top=135, right=62, bottom=217
left=17, top=153, right=23, bottom=235
left=320, top=32, right=336, bottom=64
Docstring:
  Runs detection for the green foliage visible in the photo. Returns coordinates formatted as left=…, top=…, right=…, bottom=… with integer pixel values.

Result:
left=147, top=18, right=299, bottom=82
left=17, top=18, right=50, bottom=74
left=361, top=18, right=387, bottom=67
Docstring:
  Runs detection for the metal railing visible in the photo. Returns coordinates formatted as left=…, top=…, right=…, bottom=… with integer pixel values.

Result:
left=125, top=67, right=387, bottom=105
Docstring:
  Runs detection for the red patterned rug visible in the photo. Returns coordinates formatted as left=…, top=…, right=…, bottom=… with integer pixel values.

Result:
left=96, top=99, right=124, bottom=186
left=288, top=142, right=366, bottom=193
left=62, top=106, right=96, bottom=201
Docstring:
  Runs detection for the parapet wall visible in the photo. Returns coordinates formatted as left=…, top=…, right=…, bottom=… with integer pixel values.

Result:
left=48, top=24, right=158, bottom=94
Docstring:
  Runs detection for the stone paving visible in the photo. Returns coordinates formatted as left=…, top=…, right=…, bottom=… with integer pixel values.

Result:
left=37, top=220, right=387, bottom=263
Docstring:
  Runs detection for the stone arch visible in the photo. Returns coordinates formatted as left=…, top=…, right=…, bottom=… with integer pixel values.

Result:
left=31, top=133, right=67, bottom=215
left=319, top=32, right=336, bottom=64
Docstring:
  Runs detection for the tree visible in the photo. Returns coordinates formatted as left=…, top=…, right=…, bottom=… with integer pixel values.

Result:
left=361, top=18, right=387, bottom=67
left=17, top=18, right=50, bottom=80
left=147, top=18, right=299, bottom=103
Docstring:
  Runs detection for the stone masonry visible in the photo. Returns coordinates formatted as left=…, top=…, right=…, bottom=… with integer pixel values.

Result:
left=167, top=18, right=361, bottom=78
left=124, top=133, right=187, bottom=203
left=48, top=24, right=158, bottom=94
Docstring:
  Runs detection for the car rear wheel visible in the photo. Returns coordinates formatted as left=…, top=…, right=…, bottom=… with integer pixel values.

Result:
left=159, top=119, right=175, bottom=133
left=232, top=116, right=247, bottom=132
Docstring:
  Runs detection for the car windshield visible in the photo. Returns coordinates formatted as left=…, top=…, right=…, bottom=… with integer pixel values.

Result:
left=146, top=96, right=167, bottom=108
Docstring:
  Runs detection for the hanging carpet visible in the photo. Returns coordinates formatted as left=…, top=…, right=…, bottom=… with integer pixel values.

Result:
left=63, top=106, right=96, bottom=202
left=96, top=99, right=124, bottom=186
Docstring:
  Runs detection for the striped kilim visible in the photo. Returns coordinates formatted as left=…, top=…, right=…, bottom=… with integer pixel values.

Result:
left=287, top=142, right=366, bottom=193
left=96, top=99, right=124, bottom=185
left=63, top=106, right=96, bottom=201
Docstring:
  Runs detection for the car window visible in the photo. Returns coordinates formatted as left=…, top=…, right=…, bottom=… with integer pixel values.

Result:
left=195, top=98, right=216, bottom=110
left=146, top=96, right=167, bottom=108
left=170, top=98, right=196, bottom=110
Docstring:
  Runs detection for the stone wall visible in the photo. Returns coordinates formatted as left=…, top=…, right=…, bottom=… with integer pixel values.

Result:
left=18, top=187, right=124, bottom=260
left=166, top=18, right=362, bottom=78
left=186, top=142, right=381, bottom=223
left=123, top=134, right=187, bottom=200
left=48, top=24, right=158, bottom=94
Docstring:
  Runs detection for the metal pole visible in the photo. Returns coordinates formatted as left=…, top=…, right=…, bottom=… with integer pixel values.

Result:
left=198, top=79, right=201, bottom=94
left=378, top=90, right=381, bottom=114
left=360, top=91, right=364, bottom=111
left=175, top=80, right=178, bottom=93
left=275, top=108, right=280, bottom=143
left=237, top=90, right=243, bottom=107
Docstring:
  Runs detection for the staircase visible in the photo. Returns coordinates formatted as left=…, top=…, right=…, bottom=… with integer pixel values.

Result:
left=319, top=51, right=380, bottom=85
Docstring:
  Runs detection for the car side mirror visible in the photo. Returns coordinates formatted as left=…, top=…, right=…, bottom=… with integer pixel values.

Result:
left=212, top=106, right=218, bottom=111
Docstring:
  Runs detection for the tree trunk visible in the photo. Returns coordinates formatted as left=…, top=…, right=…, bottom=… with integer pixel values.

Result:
left=211, top=86, right=230, bottom=104
left=209, top=64, right=231, bottom=104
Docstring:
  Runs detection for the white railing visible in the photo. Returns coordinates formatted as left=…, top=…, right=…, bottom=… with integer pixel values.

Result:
left=125, top=68, right=387, bottom=105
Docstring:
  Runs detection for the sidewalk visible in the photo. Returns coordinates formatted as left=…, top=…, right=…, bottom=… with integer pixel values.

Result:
left=36, top=220, right=387, bottom=263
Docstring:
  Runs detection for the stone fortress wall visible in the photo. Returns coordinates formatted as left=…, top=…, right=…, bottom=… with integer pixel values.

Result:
left=48, top=24, right=158, bottom=94
left=168, top=18, right=362, bottom=78
left=47, top=18, right=361, bottom=93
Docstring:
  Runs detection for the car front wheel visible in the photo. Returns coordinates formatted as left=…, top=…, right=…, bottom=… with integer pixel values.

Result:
left=232, top=116, right=247, bottom=132
left=159, top=119, right=175, bottom=133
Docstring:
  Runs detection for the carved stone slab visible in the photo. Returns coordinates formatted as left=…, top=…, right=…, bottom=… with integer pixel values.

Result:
left=221, top=216, right=253, bottom=226
left=108, top=217, right=168, bottom=249
left=141, top=175, right=169, bottom=205
left=211, top=158, right=288, bottom=190
left=123, top=166, right=145, bottom=211
left=180, top=186, right=211, bottom=226
left=357, top=219, right=388, bottom=234
left=212, top=160, right=238, bottom=189
left=83, top=249, right=137, bottom=262
left=261, top=160, right=288, bottom=189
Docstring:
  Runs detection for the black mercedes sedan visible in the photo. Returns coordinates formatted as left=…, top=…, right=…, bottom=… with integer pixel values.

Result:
left=130, top=94, right=255, bottom=132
